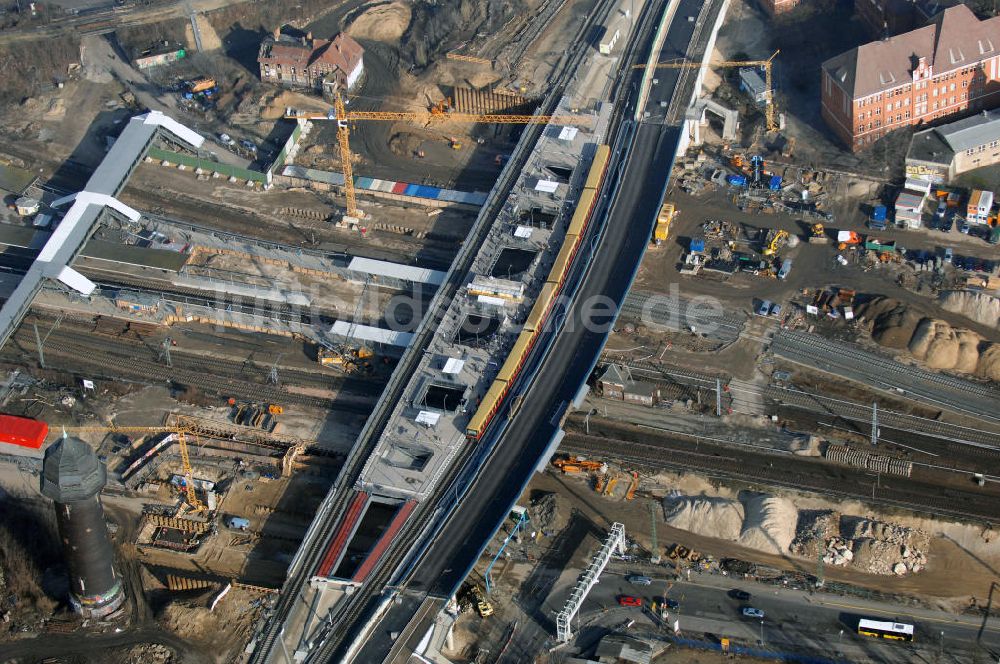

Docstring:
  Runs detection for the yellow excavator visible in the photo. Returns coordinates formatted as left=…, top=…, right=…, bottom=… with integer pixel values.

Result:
left=762, top=229, right=788, bottom=256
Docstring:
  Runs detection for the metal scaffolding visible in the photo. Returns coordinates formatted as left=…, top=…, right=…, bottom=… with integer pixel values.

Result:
left=555, top=522, right=625, bottom=642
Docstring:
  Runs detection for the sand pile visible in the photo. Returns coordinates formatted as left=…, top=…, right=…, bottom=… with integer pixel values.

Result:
left=940, top=291, right=1000, bottom=329
left=662, top=495, right=743, bottom=541
left=978, top=344, right=1000, bottom=381
left=348, top=2, right=412, bottom=41
left=859, top=296, right=1000, bottom=379
left=662, top=492, right=933, bottom=575
left=738, top=493, right=797, bottom=554
left=908, top=319, right=983, bottom=372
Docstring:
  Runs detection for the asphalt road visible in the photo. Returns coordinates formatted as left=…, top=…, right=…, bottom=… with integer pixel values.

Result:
left=572, top=570, right=1000, bottom=664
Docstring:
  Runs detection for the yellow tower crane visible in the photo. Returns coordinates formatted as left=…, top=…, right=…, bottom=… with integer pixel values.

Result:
left=63, top=425, right=204, bottom=511
left=285, top=95, right=593, bottom=222
left=634, top=51, right=781, bottom=132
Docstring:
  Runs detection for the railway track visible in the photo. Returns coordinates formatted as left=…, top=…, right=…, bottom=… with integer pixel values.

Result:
left=8, top=324, right=379, bottom=411
left=766, top=385, right=1000, bottom=448
left=771, top=330, right=1000, bottom=422
left=619, top=289, right=746, bottom=342
left=562, top=430, right=1000, bottom=522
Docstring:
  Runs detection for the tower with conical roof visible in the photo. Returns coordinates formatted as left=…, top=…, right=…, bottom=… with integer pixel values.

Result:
left=40, top=434, right=125, bottom=617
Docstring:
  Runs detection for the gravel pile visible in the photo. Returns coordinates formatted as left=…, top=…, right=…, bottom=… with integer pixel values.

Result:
left=126, top=644, right=174, bottom=664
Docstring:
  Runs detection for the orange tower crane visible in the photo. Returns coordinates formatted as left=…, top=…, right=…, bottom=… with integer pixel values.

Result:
left=285, top=95, right=593, bottom=222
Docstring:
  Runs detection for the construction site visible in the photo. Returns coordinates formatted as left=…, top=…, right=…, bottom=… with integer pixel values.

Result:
left=0, top=0, right=996, bottom=661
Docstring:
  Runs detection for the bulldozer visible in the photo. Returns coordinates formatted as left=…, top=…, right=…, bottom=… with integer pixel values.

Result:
left=808, top=223, right=828, bottom=244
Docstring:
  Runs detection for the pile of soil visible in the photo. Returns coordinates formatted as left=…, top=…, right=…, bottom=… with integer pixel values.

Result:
left=858, top=296, right=924, bottom=349
left=401, top=0, right=529, bottom=68
left=940, top=290, right=1000, bottom=330
left=347, top=2, right=412, bottom=41
left=529, top=492, right=568, bottom=535
left=125, top=644, right=175, bottom=664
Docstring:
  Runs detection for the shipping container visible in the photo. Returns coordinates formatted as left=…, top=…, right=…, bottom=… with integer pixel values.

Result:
left=0, top=414, right=48, bottom=449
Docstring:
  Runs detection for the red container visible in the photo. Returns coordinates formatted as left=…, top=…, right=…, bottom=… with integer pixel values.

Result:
left=0, top=415, right=48, bottom=449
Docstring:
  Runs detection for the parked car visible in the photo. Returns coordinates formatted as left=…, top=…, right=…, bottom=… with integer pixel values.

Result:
left=729, top=589, right=752, bottom=601
left=941, top=217, right=954, bottom=233
left=218, top=132, right=234, bottom=146
left=664, top=598, right=680, bottom=610
left=756, top=300, right=772, bottom=316
left=769, top=303, right=783, bottom=317
left=618, top=595, right=642, bottom=607
left=627, top=575, right=653, bottom=586
left=944, top=247, right=954, bottom=263
left=958, top=220, right=970, bottom=234
left=742, top=607, right=765, bottom=619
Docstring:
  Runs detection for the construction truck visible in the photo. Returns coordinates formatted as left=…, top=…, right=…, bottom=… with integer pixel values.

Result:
left=189, top=77, right=216, bottom=94
left=836, top=230, right=861, bottom=250
left=552, top=455, right=607, bottom=474
left=653, top=202, right=676, bottom=245
left=808, top=223, right=828, bottom=244
left=761, top=229, right=788, bottom=256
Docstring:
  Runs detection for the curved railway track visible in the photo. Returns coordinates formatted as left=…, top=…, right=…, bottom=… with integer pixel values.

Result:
left=562, top=431, right=1000, bottom=522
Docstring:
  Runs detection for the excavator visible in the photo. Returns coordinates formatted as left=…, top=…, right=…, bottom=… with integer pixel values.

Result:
left=318, top=344, right=374, bottom=374
left=761, top=229, right=788, bottom=256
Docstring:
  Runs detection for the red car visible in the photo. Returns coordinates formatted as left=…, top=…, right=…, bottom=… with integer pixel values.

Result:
left=618, top=595, right=642, bottom=607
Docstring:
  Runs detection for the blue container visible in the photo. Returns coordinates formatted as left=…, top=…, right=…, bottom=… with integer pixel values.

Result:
left=872, top=205, right=887, bottom=221
left=690, top=238, right=706, bottom=253
left=768, top=175, right=782, bottom=190
left=727, top=174, right=747, bottom=187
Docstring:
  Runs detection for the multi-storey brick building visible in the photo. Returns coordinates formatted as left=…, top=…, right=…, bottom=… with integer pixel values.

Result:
left=258, top=29, right=364, bottom=95
left=821, top=5, right=1000, bottom=151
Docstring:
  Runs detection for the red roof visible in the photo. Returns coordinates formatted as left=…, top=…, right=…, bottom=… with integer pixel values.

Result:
left=0, top=414, right=48, bottom=449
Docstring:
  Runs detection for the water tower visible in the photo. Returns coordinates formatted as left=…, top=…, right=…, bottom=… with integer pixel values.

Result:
left=40, top=434, right=125, bottom=617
